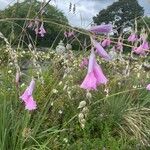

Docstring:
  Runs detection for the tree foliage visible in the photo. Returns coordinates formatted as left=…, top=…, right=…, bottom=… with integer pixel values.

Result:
left=0, top=0, right=68, bottom=47
left=93, top=0, right=144, bottom=33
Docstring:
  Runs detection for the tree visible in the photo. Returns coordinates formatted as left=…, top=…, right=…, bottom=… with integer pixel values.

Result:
left=0, top=0, right=68, bottom=47
left=93, top=0, right=144, bottom=33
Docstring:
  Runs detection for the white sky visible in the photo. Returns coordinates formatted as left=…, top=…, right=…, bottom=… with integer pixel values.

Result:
left=0, top=0, right=150, bottom=28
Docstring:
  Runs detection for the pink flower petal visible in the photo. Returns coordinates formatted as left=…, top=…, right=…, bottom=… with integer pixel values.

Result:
left=93, top=62, right=108, bottom=85
left=89, top=24, right=112, bottom=34
left=133, top=45, right=145, bottom=55
left=101, top=38, right=111, bottom=47
left=128, top=33, right=138, bottom=42
left=25, top=96, right=37, bottom=110
left=80, top=72, right=97, bottom=90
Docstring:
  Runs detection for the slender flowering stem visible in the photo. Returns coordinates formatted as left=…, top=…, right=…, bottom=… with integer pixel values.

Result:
left=91, top=87, right=145, bottom=106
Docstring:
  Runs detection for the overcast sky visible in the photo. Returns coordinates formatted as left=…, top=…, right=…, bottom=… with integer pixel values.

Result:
left=0, top=0, right=150, bottom=28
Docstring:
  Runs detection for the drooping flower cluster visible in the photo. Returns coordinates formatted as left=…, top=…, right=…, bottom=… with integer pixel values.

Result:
left=28, top=20, right=46, bottom=37
left=127, top=31, right=149, bottom=55
left=20, top=79, right=37, bottom=111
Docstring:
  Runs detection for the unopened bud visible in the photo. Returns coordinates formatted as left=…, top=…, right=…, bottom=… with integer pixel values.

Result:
left=78, top=113, right=84, bottom=120
left=86, top=91, right=92, bottom=99
left=78, top=101, right=86, bottom=109
left=82, top=107, right=89, bottom=114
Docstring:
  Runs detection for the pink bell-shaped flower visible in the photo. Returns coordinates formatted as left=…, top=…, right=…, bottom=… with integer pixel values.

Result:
left=142, top=41, right=149, bottom=50
left=92, top=39, right=111, bottom=60
left=80, top=49, right=97, bottom=90
left=133, top=45, right=145, bottom=55
left=101, top=38, right=111, bottom=47
left=80, top=49, right=108, bottom=91
left=128, top=33, right=138, bottom=42
left=20, top=79, right=37, bottom=110
left=89, top=24, right=112, bottom=34
left=39, top=23, right=46, bottom=37
left=93, top=61, right=108, bottom=85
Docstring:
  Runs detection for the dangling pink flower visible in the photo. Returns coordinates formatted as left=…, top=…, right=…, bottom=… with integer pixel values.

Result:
left=80, top=49, right=97, bottom=90
left=89, top=24, right=112, bottom=34
left=79, top=58, right=89, bottom=68
left=68, top=31, right=74, bottom=37
left=92, top=39, right=111, bottom=60
left=146, top=84, right=150, bottom=90
left=128, top=33, right=138, bottom=42
left=39, top=23, right=46, bottom=37
left=133, top=40, right=149, bottom=55
left=93, top=61, right=108, bottom=85
left=80, top=49, right=108, bottom=90
left=20, top=79, right=37, bottom=110
left=142, top=41, right=149, bottom=50
left=101, top=38, right=111, bottom=47
left=133, top=45, right=145, bottom=55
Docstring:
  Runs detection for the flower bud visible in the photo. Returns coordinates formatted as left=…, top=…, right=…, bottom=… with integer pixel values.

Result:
left=78, top=113, right=84, bottom=120
left=86, top=92, right=92, bottom=99
left=82, top=107, right=89, bottom=114
left=78, top=101, right=86, bottom=109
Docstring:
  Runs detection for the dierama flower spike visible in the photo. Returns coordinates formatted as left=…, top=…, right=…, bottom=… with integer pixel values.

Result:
left=89, top=24, right=112, bottom=34
left=92, top=39, right=111, bottom=60
left=20, top=79, right=37, bottom=111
